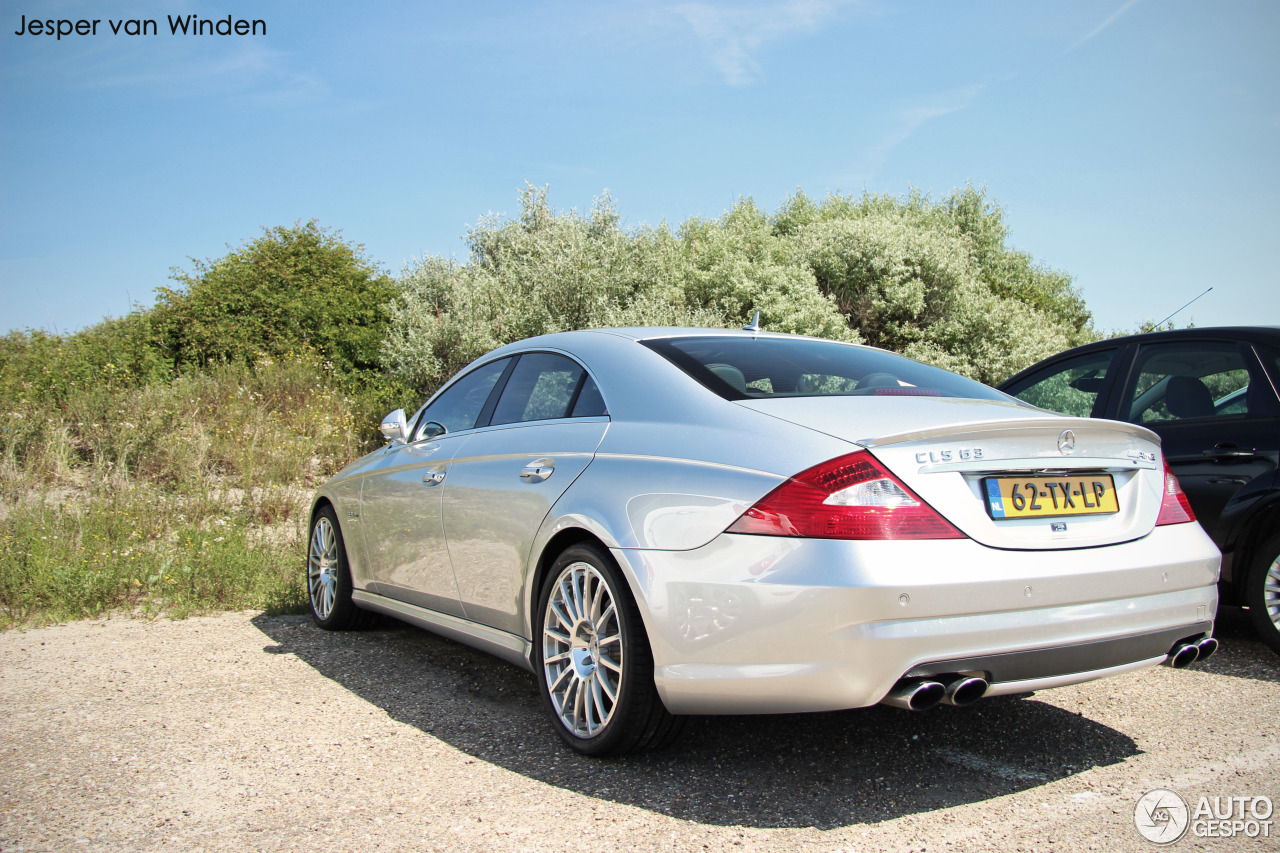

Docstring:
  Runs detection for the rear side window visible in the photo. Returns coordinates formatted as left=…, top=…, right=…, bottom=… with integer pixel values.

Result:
left=491, top=353, right=599, bottom=425
left=570, top=375, right=607, bottom=417
left=1002, top=349, right=1118, bottom=418
left=641, top=336, right=1009, bottom=402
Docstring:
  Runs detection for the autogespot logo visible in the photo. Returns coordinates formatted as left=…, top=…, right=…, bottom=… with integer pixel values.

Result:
left=1134, top=788, right=1275, bottom=844
left=1135, top=789, right=1190, bottom=844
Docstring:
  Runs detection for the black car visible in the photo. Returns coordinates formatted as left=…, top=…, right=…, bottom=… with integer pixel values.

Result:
left=999, top=326, right=1280, bottom=654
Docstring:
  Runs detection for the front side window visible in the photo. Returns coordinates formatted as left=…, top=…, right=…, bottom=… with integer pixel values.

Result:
left=642, top=336, right=1010, bottom=402
left=1124, top=342, right=1251, bottom=424
left=415, top=357, right=510, bottom=438
left=1002, top=350, right=1118, bottom=418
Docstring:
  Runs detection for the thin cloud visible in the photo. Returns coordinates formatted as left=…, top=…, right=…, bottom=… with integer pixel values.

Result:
left=859, top=84, right=986, bottom=177
left=671, top=0, right=851, bottom=85
left=1068, top=0, right=1142, bottom=52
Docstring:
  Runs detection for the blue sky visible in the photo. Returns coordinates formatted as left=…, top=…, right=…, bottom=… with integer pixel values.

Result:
left=3, top=0, right=1277, bottom=336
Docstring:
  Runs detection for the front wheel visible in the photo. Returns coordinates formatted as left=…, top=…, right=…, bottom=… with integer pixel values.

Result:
left=1246, top=532, right=1280, bottom=655
left=534, top=543, right=683, bottom=756
left=307, top=506, right=376, bottom=631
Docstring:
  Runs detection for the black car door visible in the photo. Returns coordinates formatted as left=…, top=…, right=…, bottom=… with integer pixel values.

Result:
left=1112, top=338, right=1280, bottom=550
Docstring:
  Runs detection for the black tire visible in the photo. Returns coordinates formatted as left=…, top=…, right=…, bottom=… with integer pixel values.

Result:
left=533, top=542, right=684, bottom=756
left=1245, top=532, right=1280, bottom=655
left=307, top=506, right=377, bottom=631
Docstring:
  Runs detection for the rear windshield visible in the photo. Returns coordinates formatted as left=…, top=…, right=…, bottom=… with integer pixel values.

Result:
left=642, top=336, right=1009, bottom=402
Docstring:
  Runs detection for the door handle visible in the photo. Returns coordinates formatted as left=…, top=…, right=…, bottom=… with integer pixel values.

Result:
left=422, top=466, right=447, bottom=486
left=520, top=458, right=555, bottom=483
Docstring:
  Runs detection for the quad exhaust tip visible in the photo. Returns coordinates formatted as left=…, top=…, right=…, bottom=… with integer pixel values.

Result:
left=882, top=679, right=946, bottom=712
left=1165, top=635, right=1217, bottom=669
left=882, top=675, right=989, bottom=711
left=941, top=676, right=989, bottom=707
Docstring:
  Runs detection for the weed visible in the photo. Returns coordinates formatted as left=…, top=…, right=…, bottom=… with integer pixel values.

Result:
left=0, top=353, right=398, bottom=628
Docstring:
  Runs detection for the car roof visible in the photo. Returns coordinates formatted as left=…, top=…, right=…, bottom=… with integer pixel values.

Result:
left=588, top=327, right=854, bottom=343
left=1074, top=326, right=1280, bottom=349
left=482, top=327, right=875, bottom=355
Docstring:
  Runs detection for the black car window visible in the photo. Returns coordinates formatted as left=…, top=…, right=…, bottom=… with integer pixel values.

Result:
left=1124, top=342, right=1251, bottom=424
left=491, top=353, right=587, bottom=425
left=415, top=358, right=510, bottom=438
left=1000, top=350, right=1118, bottom=417
left=643, top=336, right=1009, bottom=401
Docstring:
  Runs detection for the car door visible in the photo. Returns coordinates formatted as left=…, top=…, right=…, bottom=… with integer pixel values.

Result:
left=1113, top=338, right=1280, bottom=549
left=358, top=357, right=513, bottom=617
left=443, top=352, right=609, bottom=635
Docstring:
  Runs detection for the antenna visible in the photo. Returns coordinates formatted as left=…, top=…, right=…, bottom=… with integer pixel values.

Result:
left=742, top=311, right=761, bottom=333
left=1154, top=287, right=1213, bottom=328
left=39, top=295, right=60, bottom=335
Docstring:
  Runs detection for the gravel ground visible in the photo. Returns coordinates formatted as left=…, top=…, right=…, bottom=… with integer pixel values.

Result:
left=2, top=607, right=1277, bottom=853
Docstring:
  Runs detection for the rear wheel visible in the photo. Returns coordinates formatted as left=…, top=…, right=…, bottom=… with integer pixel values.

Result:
left=307, top=506, right=376, bottom=631
left=534, top=542, right=684, bottom=756
left=1246, top=532, right=1280, bottom=655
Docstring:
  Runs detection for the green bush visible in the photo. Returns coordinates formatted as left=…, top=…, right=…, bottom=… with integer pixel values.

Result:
left=384, top=184, right=1094, bottom=395
left=154, top=221, right=396, bottom=379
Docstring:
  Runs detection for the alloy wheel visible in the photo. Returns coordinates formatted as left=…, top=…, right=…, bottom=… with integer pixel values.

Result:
left=308, top=517, right=339, bottom=621
left=541, top=561, right=623, bottom=739
left=1265, top=553, right=1280, bottom=630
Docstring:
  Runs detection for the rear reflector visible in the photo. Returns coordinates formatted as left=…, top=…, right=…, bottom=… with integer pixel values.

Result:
left=1155, top=458, right=1196, bottom=526
left=728, top=451, right=965, bottom=540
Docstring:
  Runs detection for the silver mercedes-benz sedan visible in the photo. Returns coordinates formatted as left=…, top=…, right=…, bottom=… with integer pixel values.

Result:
left=307, top=328, right=1221, bottom=755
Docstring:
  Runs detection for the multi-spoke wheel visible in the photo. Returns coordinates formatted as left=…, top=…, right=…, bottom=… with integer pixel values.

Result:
left=542, top=560, right=624, bottom=738
left=306, top=505, right=375, bottom=631
left=1247, top=532, right=1280, bottom=655
left=534, top=543, right=684, bottom=755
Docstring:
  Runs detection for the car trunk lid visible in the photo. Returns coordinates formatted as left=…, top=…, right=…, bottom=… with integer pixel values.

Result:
left=737, top=397, right=1165, bottom=550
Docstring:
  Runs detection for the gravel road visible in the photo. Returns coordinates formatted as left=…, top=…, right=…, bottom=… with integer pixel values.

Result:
left=2, top=607, right=1277, bottom=853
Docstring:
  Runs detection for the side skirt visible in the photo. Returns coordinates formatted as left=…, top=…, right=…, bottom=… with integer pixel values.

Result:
left=352, top=590, right=534, bottom=672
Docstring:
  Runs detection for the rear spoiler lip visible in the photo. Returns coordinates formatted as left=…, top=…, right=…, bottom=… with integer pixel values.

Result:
left=908, top=455, right=1158, bottom=475
left=852, top=416, right=1160, bottom=449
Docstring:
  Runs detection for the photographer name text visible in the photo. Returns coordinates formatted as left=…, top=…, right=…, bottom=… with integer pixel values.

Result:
left=14, top=14, right=266, bottom=39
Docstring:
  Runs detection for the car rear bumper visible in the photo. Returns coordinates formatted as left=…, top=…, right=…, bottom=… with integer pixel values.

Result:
left=612, top=522, right=1220, bottom=715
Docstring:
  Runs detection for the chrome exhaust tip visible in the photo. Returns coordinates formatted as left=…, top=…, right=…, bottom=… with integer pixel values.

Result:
left=882, top=679, right=946, bottom=711
left=1165, top=642, right=1201, bottom=668
left=941, top=676, right=989, bottom=707
left=1195, top=636, right=1219, bottom=662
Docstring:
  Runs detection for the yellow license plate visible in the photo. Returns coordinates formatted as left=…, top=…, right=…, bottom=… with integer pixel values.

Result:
left=983, top=475, right=1118, bottom=519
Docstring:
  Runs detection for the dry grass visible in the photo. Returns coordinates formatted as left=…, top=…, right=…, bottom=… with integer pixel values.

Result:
left=0, top=354, right=385, bottom=628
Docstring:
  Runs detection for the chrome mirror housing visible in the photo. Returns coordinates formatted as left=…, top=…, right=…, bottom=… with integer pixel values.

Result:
left=379, top=409, right=408, bottom=445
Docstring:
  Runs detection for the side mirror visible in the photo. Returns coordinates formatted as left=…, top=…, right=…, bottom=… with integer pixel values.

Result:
left=379, top=409, right=408, bottom=446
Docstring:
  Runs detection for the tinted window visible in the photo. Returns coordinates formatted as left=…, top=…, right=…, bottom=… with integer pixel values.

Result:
left=642, top=336, right=1009, bottom=401
left=491, top=353, right=585, bottom=425
left=1124, top=342, right=1251, bottom=423
left=416, top=358, right=509, bottom=437
left=1003, top=350, right=1117, bottom=418
left=570, top=375, right=607, bottom=417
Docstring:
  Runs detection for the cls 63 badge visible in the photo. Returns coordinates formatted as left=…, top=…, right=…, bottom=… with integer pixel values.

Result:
left=915, top=448, right=984, bottom=464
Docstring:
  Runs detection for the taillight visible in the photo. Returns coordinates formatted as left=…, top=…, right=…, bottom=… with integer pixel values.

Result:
left=727, top=451, right=965, bottom=540
left=1155, top=458, right=1196, bottom=526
